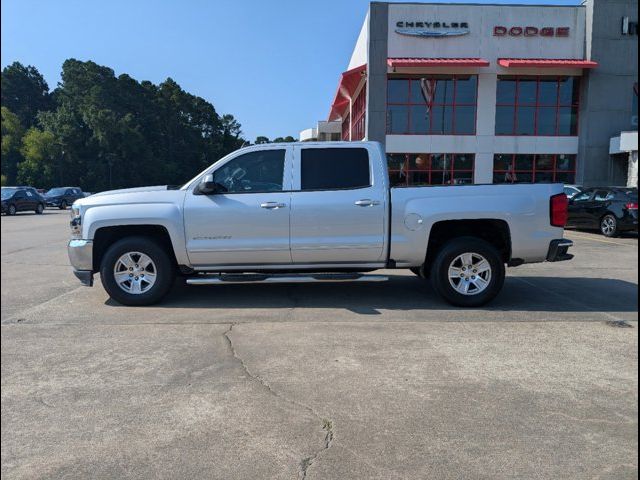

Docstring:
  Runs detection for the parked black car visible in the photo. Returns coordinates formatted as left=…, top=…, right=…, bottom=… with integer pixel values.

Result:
left=567, top=187, right=638, bottom=237
left=1, top=187, right=46, bottom=215
left=44, top=187, right=85, bottom=209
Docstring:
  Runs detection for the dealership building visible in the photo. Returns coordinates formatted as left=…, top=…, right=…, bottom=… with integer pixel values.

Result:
left=304, top=0, right=638, bottom=187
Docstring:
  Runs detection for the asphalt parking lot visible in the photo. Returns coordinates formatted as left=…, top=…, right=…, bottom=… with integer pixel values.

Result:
left=1, top=209, right=637, bottom=479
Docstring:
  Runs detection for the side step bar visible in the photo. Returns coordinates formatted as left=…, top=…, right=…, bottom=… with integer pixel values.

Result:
left=186, top=273, right=389, bottom=285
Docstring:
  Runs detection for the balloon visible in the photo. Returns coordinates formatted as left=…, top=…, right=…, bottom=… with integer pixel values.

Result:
left=415, top=156, right=427, bottom=168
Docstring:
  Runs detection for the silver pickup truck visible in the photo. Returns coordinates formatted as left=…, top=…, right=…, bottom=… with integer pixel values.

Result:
left=68, top=141, right=573, bottom=307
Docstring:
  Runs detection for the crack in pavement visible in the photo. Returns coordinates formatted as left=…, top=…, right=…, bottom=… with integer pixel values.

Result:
left=222, top=323, right=335, bottom=480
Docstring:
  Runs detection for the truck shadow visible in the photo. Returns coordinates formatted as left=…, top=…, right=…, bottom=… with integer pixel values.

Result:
left=124, top=275, right=638, bottom=315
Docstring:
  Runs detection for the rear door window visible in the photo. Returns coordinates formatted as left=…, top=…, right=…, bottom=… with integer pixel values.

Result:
left=594, top=190, right=612, bottom=201
left=300, top=148, right=370, bottom=191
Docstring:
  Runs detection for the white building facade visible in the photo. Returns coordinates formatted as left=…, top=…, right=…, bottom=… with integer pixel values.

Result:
left=326, top=0, right=638, bottom=187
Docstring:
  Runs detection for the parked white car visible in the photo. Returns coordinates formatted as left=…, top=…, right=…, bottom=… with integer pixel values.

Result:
left=68, top=142, right=573, bottom=307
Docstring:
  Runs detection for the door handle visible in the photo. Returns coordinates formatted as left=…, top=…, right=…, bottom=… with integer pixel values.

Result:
left=260, top=202, right=287, bottom=209
left=354, top=199, right=380, bottom=207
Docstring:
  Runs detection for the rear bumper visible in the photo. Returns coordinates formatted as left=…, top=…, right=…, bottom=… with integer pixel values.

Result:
left=619, top=215, right=638, bottom=231
left=546, top=239, right=574, bottom=262
left=68, top=239, right=94, bottom=286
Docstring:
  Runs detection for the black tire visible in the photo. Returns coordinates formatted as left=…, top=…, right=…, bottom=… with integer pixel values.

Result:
left=35, top=203, right=44, bottom=214
left=7, top=204, right=17, bottom=216
left=430, top=236, right=505, bottom=308
left=600, top=214, right=618, bottom=237
left=100, top=236, right=175, bottom=306
left=59, top=200, right=68, bottom=210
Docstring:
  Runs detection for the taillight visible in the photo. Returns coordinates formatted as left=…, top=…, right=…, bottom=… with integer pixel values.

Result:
left=625, top=202, right=638, bottom=210
left=550, top=193, right=569, bottom=227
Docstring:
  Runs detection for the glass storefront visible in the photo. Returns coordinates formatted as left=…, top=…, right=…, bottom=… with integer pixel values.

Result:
left=493, top=153, right=577, bottom=184
left=387, top=153, right=475, bottom=186
left=495, top=76, right=580, bottom=136
left=386, top=76, right=477, bottom=135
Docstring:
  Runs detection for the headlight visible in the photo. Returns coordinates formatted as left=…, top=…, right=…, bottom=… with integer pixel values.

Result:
left=70, top=204, right=80, bottom=219
left=70, top=205, right=82, bottom=238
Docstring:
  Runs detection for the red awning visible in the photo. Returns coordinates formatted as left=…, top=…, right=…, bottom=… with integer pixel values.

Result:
left=498, top=58, right=598, bottom=68
left=387, top=58, right=490, bottom=68
left=328, top=64, right=366, bottom=121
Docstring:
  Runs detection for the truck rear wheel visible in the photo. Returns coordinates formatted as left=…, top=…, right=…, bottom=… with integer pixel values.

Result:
left=430, top=237, right=505, bottom=307
left=100, top=236, right=175, bottom=306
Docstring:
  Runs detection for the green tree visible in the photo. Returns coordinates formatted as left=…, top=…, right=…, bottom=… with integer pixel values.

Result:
left=1, top=107, right=25, bottom=184
left=220, top=114, right=244, bottom=152
left=272, top=136, right=297, bottom=143
left=18, top=128, right=61, bottom=188
left=3, top=58, right=247, bottom=191
left=1, top=62, right=52, bottom=127
left=255, top=136, right=270, bottom=144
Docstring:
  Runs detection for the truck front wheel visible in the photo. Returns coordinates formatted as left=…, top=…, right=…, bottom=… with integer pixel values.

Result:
left=100, top=236, right=175, bottom=306
left=430, top=237, right=505, bottom=307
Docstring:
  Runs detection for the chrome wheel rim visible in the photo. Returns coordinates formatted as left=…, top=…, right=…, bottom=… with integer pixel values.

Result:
left=601, top=216, right=615, bottom=235
left=448, top=252, right=492, bottom=296
left=113, top=251, right=157, bottom=294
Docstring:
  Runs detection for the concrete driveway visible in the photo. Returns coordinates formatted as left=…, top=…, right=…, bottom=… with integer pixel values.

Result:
left=1, top=210, right=637, bottom=479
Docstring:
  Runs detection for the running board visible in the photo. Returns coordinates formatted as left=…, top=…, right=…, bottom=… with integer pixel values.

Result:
left=186, top=273, right=389, bottom=285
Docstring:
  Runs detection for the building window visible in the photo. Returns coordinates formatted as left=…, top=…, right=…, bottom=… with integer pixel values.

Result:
left=341, top=112, right=350, bottom=141
left=495, top=76, right=580, bottom=136
left=493, top=154, right=576, bottom=184
left=386, top=76, right=477, bottom=135
left=387, top=153, right=475, bottom=186
left=351, top=84, right=366, bottom=141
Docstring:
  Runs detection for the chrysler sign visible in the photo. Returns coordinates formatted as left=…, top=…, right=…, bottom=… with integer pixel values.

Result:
left=395, top=21, right=470, bottom=38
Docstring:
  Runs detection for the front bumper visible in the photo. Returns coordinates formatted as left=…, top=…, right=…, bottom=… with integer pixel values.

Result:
left=547, top=239, right=574, bottom=262
left=68, top=239, right=94, bottom=286
left=73, top=270, right=94, bottom=286
left=46, top=199, right=61, bottom=206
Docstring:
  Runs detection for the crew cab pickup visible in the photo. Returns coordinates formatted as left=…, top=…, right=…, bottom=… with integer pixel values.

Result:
left=67, top=142, right=573, bottom=307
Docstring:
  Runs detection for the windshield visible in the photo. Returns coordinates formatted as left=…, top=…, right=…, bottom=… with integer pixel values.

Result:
left=46, top=188, right=66, bottom=196
left=1, top=188, right=17, bottom=200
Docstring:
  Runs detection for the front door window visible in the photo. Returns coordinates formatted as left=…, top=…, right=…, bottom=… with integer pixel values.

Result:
left=213, top=150, right=285, bottom=193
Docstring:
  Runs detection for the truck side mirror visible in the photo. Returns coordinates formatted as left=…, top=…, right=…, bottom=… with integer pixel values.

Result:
left=195, top=174, right=227, bottom=195
left=196, top=174, right=216, bottom=195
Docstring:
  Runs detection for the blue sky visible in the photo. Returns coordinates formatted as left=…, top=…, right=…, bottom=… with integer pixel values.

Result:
left=2, top=0, right=580, bottom=141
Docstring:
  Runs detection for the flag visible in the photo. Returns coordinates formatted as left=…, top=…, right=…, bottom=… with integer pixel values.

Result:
left=420, top=78, right=437, bottom=113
